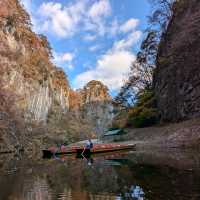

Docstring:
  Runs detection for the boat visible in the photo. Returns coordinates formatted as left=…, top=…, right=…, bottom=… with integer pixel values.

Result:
left=43, top=143, right=135, bottom=158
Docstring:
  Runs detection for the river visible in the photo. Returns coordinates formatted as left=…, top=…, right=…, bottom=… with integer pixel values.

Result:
left=0, top=149, right=200, bottom=200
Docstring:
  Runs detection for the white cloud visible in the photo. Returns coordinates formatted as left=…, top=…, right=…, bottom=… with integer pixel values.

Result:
left=35, top=0, right=112, bottom=38
left=83, top=34, right=97, bottom=41
left=88, top=0, right=111, bottom=18
left=112, top=30, right=142, bottom=51
left=38, top=2, right=81, bottom=37
left=109, top=19, right=119, bottom=36
left=74, top=50, right=135, bottom=91
left=89, top=44, right=102, bottom=52
left=120, top=18, right=139, bottom=33
left=21, top=0, right=140, bottom=43
left=73, top=20, right=142, bottom=91
left=53, top=52, right=74, bottom=70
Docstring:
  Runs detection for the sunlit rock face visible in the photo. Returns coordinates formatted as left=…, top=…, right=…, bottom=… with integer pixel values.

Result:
left=81, top=80, right=112, bottom=103
left=0, top=0, right=70, bottom=123
left=0, top=0, right=114, bottom=151
left=69, top=81, right=114, bottom=136
left=154, top=0, right=200, bottom=122
left=0, top=0, right=71, bottom=151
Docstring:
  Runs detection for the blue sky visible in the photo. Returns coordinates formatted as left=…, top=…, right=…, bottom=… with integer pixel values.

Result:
left=21, top=0, right=150, bottom=95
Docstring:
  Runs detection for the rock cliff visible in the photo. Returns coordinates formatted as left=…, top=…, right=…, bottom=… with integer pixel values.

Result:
left=46, top=80, right=114, bottom=142
left=0, top=0, right=70, bottom=123
left=0, top=0, right=114, bottom=151
left=69, top=81, right=114, bottom=137
left=154, top=0, right=200, bottom=122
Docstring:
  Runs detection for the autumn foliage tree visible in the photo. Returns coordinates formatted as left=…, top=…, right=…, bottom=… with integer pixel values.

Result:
left=115, top=0, right=175, bottom=127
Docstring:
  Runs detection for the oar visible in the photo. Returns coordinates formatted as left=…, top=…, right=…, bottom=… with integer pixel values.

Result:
left=81, top=146, right=86, bottom=157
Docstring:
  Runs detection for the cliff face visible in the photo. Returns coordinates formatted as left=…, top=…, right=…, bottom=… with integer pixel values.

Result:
left=154, top=0, right=200, bottom=122
left=0, top=0, right=115, bottom=151
left=0, top=0, right=70, bottom=151
left=69, top=81, right=114, bottom=137
left=45, top=80, right=114, bottom=142
left=0, top=0, right=70, bottom=123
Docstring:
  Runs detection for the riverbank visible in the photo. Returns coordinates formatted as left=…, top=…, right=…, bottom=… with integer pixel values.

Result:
left=103, top=118, right=200, bottom=150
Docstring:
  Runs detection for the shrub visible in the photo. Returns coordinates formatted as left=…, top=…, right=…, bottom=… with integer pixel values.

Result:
left=127, top=89, right=159, bottom=128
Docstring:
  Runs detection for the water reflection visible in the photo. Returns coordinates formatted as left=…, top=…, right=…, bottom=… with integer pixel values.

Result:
left=1, top=149, right=200, bottom=200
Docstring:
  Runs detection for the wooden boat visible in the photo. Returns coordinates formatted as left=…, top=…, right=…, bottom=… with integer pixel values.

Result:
left=43, top=143, right=135, bottom=158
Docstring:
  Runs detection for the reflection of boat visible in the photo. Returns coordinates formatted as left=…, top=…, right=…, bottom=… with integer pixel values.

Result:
left=43, top=143, right=135, bottom=158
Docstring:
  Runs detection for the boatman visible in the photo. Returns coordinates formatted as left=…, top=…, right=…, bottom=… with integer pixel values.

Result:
left=82, top=139, right=93, bottom=156
left=86, top=139, right=93, bottom=150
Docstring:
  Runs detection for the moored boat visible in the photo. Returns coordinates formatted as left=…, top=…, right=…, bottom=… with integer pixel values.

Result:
left=43, top=143, right=135, bottom=158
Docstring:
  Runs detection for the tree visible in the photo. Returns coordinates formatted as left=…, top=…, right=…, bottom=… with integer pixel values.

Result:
left=148, top=0, right=174, bottom=33
left=38, top=34, right=53, bottom=59
left=115, top=31, right=157, bottom=107
left=18, top=0, right=32, bottom=28
left=115, top=0, right=175, bottom=108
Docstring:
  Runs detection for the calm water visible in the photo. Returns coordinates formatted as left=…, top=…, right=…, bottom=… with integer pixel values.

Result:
left=1, top=149, right=200, bottom=200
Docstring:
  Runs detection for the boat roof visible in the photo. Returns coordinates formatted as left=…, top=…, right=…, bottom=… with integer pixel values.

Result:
left=104, top=129, right=122, bottom=136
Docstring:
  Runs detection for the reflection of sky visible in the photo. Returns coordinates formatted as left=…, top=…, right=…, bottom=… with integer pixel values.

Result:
left=131, top=185, right=144, bottom=199
left=116, top=185, right=145, bottom=200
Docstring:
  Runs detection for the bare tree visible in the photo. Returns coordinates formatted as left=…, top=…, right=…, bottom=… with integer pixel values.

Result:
left=115, top=0, right=175, bottom=107
left=148, top=0, right=174, bottom=33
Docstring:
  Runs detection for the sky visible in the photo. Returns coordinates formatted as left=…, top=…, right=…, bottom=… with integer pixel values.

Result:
left=20, top=0, right=150, bottom=95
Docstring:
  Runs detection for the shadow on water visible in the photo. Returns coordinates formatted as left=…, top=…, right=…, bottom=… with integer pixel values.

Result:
left=1, top=149, right=200, bottom=200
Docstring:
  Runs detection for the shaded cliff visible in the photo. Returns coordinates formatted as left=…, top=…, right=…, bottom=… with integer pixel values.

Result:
left=154, top=0, right=200, bottom=122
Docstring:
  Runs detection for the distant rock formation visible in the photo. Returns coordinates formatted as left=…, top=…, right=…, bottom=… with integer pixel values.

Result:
left=69, top=81, right=114, bottom=136
left=154, top=0, right=200, bottom=122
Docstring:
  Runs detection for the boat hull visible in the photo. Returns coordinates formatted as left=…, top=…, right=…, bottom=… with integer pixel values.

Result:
left=43, top=144, right=135, bottom=158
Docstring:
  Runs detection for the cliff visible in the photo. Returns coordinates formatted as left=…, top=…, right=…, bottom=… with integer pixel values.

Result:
left=0, top=0, right=115, bottom=151
left=154, top=0, right=200, bottom=122
left=71, top=81, right=114, bottom=136
left=0, top=0, right=70, bottom=122
left=46, top=80, right=114, bottom=142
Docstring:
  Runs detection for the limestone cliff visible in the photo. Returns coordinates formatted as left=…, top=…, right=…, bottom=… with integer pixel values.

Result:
left=69, top=80, right=114, bottom=137
left=0, top=0, right=70, bottom=151
left=0, top=0, right=70, bottom=122
left=154, top=0, right=200, bottom=122
left=45, top=80, right=114, bottom=143
left=0, top=0, right=115, bottom=152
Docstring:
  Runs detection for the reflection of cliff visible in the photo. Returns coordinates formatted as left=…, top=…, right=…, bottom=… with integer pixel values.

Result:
left=1, top=151, right=200, bottom=200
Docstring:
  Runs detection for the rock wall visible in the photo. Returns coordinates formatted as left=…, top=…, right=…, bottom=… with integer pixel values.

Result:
left=69, top=81, right=114, bottom=136
left=0, top=0, right=70, bottom=151
left=0, top=0, right=70, bottom=123
left=154, top=0, right=200, bottom=122
left=0, top=0, right=115, bottom=150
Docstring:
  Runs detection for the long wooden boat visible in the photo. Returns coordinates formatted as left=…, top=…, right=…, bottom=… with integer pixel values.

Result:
left=43, top=143, right=135, bottom=158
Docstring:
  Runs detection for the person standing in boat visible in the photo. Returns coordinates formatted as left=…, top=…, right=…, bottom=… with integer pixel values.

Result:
left=86, top=139, right=93, bottom=150
left=82, top=139, right=93, bottom=156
